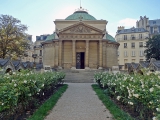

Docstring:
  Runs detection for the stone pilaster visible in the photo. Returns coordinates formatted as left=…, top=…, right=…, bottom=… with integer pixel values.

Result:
left=58, top=40, right=62, bottom=69
left=98, top=40, right=103, bottom=69
left=85, top=40, right=90, bottom=69
left=71, top=40, right=76, bottom=69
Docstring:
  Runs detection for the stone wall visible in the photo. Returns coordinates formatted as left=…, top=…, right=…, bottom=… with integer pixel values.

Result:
left=89, top=41, right=98, bottom=69
left=63, top=41, right=72, bottom=68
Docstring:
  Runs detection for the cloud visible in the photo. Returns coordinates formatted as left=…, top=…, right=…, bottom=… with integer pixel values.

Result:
left=118, top=18, right=137, bottom=28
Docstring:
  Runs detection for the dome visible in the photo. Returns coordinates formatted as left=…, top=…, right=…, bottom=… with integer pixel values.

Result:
left=65, top=10, right=96, bottom=20
left=105, top=34, right=116, bottom=42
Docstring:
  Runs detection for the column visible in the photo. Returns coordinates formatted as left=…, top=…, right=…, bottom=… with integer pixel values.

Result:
left=85, top=40, right=90, bottom=69
left=58, top=40, right=62, bottom=69
left=71, top=40, right=76, bottom=69
left=98, top=40, right=103, bottom=69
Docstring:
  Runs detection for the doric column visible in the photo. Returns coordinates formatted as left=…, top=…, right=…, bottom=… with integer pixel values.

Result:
left=85, top=40, right=90, bottom=69
left=58, top=40, right=62, bottom=69
left=98, top=40, right=103, bottom=69
left=71, top=40, right=76, bottom=69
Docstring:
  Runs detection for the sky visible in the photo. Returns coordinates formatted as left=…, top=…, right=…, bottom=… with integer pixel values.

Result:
left=0, top=0, right=160, bottom=42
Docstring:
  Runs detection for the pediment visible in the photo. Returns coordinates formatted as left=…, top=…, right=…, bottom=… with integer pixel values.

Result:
left=58, top=22, right=104, bottom=34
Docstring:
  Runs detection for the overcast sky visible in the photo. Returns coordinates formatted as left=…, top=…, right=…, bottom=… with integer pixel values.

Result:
left=0, top=0, right=160, bottom=41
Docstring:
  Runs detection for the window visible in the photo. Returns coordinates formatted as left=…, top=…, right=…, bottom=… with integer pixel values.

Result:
left=39, top=50, right=42, bottom=56
left=131, top=35, right=135, bottom=40
left=124, top=51, right=128, bottom=57
left=39, top=58, right=42, bottom=63
left=131, top=43, right=135, bottom=48
left=124, top=35, right=127, bottom=40
left=139, top=42, right=143, bottom=47
left=139, top=50, right=144, bottom=56
left=139, top=34, right=142, bottom=39
left=124, top=43, right=127, bottom=48
left=117, top=51, right=120, bottom=56
left=132, top=59, right=135, bottom=63
left=131, top=51, right=136, bottom=56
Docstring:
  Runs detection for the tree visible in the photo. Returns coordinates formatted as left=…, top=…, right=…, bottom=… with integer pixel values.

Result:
left=0, top=15, right=29, bottom=59
left=144, top=34, right=160, bottom=61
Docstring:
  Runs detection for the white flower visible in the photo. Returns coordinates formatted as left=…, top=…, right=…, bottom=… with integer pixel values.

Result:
left=152, top=117, right=157, bottom=120
left=28, top=94, right=31, bottom=96
left=149, top=88, right=154, bottom=92
left=117, top=96, right=121, bottom=101
left=43, top=93, right=44, bottom=95
left=14, top=84, right=17, bottom=87
left=42, top=84, right=44, bottom=87
left=128, top=102, right=133, bottom=105
left=133, top=94, right=139, bottom=98
left=2, top=103, right=4, bottom=105
left=24, top=80, right=27, bottom=83
left=158, top=76, right=160, bottom=79
left=156, top=108, right=160, bottom=112
left=27, top=73, right=29, bottom=76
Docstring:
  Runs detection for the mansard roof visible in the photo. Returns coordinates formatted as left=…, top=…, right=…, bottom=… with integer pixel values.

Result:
left=117, top=27, right=148, bottom=34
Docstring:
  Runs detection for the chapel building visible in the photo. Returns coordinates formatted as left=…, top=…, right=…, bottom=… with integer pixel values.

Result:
left=42, top=7, right=119, bottom=69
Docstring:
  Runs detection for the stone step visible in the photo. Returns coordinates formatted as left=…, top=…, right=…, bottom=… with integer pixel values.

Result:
left=58, top=69, right=102, bottom=83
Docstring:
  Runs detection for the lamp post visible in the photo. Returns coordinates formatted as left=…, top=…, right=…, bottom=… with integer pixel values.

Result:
left=32, top=54, right=37, bottom=70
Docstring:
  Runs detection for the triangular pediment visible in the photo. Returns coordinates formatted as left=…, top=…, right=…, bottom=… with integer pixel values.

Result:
left=58, top=22, right=104, bottom=34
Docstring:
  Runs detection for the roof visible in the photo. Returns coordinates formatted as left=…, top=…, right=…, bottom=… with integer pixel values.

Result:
left=0, top=59, right=9, bottom=67
left=152, top=61, right=160, bottom=68
left=117, top=27, right=148, bottom=34
left=65, top=10, right=96, bottom=20
left=105, top=34, right=116, bottom=42
left=149, top=19, right=160, bottom=26
left=45, top=33, right=55, bottom=41
left=12, top=60, right=21, bottom=70
left=139, top=61, right=149, bottom=68
left=131, top=63, right=139, bottom=69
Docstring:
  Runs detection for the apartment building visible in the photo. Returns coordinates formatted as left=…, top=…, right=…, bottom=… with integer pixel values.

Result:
left=115, top=26, right=149, bottom=70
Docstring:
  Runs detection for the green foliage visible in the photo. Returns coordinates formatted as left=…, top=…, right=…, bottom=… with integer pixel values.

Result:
left=92, top=85, right=134, bottom=120
left=0, top=14, right=29, bottom=59
left=0, top=70, right=65, bottom=114
left=27, top=84, right=68, bottom=120
left=144, top=34, right=160, bottom=60
left=94, top=70, right=160, bottom=119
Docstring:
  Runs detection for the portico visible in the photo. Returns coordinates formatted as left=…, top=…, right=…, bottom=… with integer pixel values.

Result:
left=42, top=8, right=119, bottom=70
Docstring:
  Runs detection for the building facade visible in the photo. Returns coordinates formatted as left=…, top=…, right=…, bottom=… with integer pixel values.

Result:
left=42, top=8, right=119, bottom=69
left=136, top=16, right=160, bottom=37
left=21, top=35, right=34, bottom=62
left=34, top=35, right=50, bottom=63
left=116, top=26, right=149, bottom=70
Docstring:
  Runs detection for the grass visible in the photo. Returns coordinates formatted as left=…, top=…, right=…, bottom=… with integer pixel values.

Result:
left=92, top=84, right=134, bottom=120
left=27, top=84, right=68, bottom=120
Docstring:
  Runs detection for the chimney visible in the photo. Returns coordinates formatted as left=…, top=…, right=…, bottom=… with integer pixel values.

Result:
left=118, top=26, right=125, bottom=30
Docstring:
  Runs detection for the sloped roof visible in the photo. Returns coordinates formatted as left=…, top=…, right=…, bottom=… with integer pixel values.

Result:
left=117, top=27, right=148, bottom=34
left=0, top=59, right=9, bottom=67
left=105, top=34, right=116, bottom=42
left=149, top=19, right=160, bottom=26
left=139, top=61, right=149, bottom=68
left=45, top=33, right=55, bottom=41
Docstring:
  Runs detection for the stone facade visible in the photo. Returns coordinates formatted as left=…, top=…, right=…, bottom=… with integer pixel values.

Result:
left=42, top=9, right=119, bottom=70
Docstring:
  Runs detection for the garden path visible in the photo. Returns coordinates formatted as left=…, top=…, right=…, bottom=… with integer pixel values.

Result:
left=45, top=83, right=113, bottom=120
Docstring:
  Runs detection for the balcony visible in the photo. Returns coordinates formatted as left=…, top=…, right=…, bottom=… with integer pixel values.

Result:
left=116, top=36, right=149, bottom=41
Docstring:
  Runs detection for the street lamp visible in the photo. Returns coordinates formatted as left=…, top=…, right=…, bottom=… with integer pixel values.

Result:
left=32, top=54, right=37, bottom=70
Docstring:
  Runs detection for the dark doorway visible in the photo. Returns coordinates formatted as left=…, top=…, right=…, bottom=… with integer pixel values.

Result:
left=76, top=52, right=85, bottom=69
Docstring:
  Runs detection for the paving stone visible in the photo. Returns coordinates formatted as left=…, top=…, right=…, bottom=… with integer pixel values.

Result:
left=45, top=83, right=113, bottom=120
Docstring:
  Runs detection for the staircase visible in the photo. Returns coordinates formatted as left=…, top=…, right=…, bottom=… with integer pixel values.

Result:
left=59, top=69, right=103, bottom=83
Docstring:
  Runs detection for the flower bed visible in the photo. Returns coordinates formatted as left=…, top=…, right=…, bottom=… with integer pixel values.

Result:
left=0, top=70, right=65, bottom=119
left=94, top=70, right=160, bottom=120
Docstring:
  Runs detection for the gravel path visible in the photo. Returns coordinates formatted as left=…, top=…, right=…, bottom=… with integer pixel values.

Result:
left=45, top=83, right=113, bottom=120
